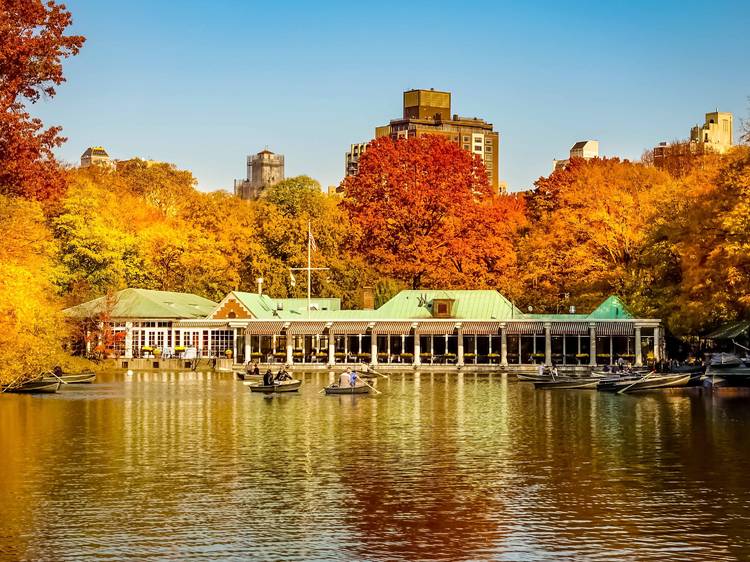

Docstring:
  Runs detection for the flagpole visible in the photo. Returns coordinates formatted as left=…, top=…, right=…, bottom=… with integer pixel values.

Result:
left=307, top=220, right=312, bottom=320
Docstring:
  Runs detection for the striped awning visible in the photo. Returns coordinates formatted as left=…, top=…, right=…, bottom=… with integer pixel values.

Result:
left=551, top=322, right=590, bottom=335
left=460, top=321, right=500, bottom=335
left=246, top=321, right=285, bottom=335
left=595, top=322, right=634, bottom=336
left=328, top=321, right=372, bottom=335
left=371, top=321, right=414, bottom=335
left=415, top=321, right=458, bottom=335
left=174, top=320, right=229, bottom=328
left=286, top=321, right=328, bottom=335
left=506, top=321, right=545, bottom=335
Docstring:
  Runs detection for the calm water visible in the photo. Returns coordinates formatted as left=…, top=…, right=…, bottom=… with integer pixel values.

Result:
left=2, top=371, right=750, bottom=561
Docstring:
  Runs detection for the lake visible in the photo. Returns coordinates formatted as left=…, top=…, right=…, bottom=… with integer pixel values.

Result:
left=1, top=371, right=749, bottom=561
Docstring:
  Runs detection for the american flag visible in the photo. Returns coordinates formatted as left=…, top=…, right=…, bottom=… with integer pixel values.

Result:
left=309, top=230, right=318, bottom=253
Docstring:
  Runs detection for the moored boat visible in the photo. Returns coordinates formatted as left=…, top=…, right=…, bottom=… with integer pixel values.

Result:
left=2, top=379, right=61, bottom=394
left=248, top=379, right=302, bottom=393
left=235, top=371, right=262, bottom=382
left=324, top=384, right=370, bottom=395
left=533, top=378, right=600, bottom=390
left=612, top=373, right=691, bottom=393
left=43, top=371, right=96, bottom=384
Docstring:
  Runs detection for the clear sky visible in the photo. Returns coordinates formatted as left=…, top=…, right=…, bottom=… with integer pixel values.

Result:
left=36, top=0, right=750, bottom=192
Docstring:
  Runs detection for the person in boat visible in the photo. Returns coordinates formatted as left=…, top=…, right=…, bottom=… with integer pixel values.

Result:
left=551, top=363, right=559, bottom=378
left=263, top=369, right=274, bottom=386
left=339, top=367, right=352, bottom=387
left=53, top=365, right=63, bottom=378
left=275, top=368, right=292, bottom=382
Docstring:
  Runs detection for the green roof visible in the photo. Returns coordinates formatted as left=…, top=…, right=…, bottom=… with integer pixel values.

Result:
left=229, top=292, right=342, bottom=319
left=587, top=295, right=633, bottom=320
left=64, top=288, right=217, bottom=319
left=372, top=290, right=523, bottom=320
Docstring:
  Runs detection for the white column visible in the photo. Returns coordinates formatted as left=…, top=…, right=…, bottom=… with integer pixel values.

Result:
left=358, top=334, right=363, bottom=362
left=286, top=336, right=294, bottom=365
left=232, top=329, right=238, bottom=362
left=634, top=326, right=642, bottom=366
left=371, top=335, right=378, bottom=365
left=654, top=326, right=662, bottom=362
left=124, top=322, right=133, bottom=358
left=244, top=329, right=251, bottom=364
left=544, top=323, right=552, bottom=366
left=328, top=337, right=336, bottom=366
left=387, top=334, right=391, bottom=363
left=457, top=329, right=464, bottom=367
left=414, top=334, right=421, bottom=366
left=589, top=323, right=597, bottom=367
left=207, top=329, right=212, bottom=358
left=500, top=324, right=508, bottom=366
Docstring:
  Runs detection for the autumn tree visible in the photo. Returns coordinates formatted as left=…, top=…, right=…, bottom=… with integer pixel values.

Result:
left=0, top=194, right=68, bottom=383
left=340, top=136, right=525, bottom=290
left=0, top=0, right=84, bottom=202
left=520, top=157, right=674, bottom=313
left=644, top=147, right=750, bottom=334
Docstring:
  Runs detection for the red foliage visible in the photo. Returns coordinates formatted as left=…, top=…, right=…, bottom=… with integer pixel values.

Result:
left=0, top=0, right=85, bottom=202
left=341, top=135, right=526, bottom=289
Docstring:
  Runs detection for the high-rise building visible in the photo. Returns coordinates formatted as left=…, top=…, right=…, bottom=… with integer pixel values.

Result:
left=234, top=149, right=285, bottom=200
left=552, top=140, right=599, bottom=172
left=80, top=146, right=112, bottom=168
left=373, top=89, right=501, bottom=192
left=690, top=111, right=733, bottom=153
left=653, top=110, right=733, bottom=172
left=344, top=143, right=368, bottom=178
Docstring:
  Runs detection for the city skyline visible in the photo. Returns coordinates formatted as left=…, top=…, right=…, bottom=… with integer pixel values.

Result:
left=35, top=0, right=750, bottom=192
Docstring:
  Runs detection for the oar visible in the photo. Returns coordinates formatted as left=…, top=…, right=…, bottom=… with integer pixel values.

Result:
left=364, top=365, right=389, bottom=379
left=617, top=370, right=655, bottom=395
left=357, top=376, right=382, bottom=395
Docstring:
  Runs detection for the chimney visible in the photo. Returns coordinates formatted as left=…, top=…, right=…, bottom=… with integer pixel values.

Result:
left=361, top=286, right=375, bottom=310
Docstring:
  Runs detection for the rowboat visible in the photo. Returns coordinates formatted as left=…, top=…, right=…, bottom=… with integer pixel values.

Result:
left=533, top=378, right=600, bottom=390
left=591, top=368, right=649, bottom=377
left=2, top=379, right=61, bottom=394
left=248, top=379, right=302, bottom=393
left=324, top=384, right=370, bottom=395
left=43, top=371, right=96, bottom=384
left=611, top=373, right=691, bottom=393
left=517, top=373, right=552, bottom=382
left=235, top=371, right=261, bottom=381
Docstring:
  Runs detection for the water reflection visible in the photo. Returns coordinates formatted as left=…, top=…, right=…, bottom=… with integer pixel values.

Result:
left=1, top=373, right=750, bottom=560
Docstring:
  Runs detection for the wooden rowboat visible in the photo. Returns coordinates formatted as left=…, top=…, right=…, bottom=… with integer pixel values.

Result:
left=2, top=379, right=61, bottom=394
left=533, top=378, right=600, bottom=390
left=612, top=373, right=691, bottom=393
left=43, top=371, right=96, bottom=384
left=324, top=384, right=370, bottom=395
left=235, top=371, right=262, bottom=381
left=248, top=379, right=302, bottom=393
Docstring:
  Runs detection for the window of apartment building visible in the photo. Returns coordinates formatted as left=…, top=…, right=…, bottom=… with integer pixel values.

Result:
left=463, top=145, right=470, bottom=150
left=486, top=146, right=492, bottom=152
left=463, top=136, right=470, bottom=142
left=474, top=145, right=483, bottom=152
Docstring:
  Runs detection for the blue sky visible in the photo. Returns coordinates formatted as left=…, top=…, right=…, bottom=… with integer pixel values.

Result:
left=36, top=0, right=750, bottom=192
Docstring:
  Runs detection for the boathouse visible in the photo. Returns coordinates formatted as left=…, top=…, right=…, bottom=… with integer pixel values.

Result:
left=66, top=288, right=663, bottom=369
